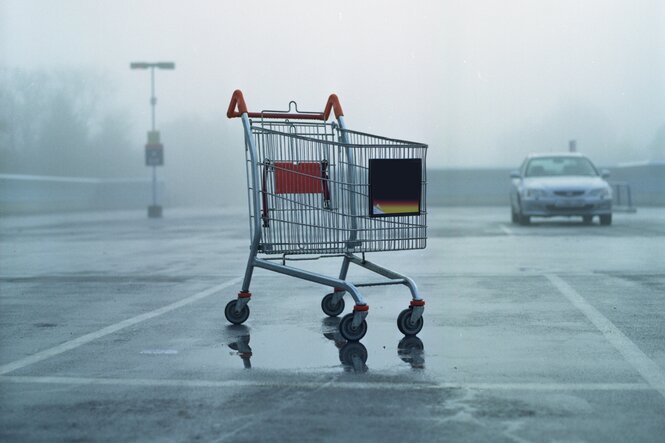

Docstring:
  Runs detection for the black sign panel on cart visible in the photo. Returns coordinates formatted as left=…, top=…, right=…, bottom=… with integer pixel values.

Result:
left=368, top=158, right=422, bottom=217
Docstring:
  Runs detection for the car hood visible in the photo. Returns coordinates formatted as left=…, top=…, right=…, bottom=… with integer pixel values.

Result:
left=523, top=176, right=608, bottom=190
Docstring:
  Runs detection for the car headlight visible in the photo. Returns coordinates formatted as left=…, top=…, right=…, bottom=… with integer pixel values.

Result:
left=588, top=187, right=611, bottom=198
left=523, top=188, right=546, bottom=198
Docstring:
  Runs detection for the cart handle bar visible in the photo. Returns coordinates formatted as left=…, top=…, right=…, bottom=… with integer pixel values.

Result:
left=227, top=89, right=344, bottom=121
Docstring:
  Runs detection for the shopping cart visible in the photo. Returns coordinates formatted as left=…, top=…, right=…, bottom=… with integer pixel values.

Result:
left=225, top=90, right=427, bottom=341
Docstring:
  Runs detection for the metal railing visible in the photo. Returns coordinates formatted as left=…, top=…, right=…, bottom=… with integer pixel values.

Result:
left=611, top=182, right=637, bottom=213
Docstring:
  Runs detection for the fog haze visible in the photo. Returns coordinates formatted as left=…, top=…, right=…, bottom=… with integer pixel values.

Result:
left=2, top=0, right=664, bottom=200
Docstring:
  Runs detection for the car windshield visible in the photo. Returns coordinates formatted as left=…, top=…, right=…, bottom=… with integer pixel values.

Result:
left=525, top=157, right=598, bottom=177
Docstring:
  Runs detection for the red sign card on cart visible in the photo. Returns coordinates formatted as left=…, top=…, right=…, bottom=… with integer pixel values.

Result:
left=274, top=162, right=325, bottom=194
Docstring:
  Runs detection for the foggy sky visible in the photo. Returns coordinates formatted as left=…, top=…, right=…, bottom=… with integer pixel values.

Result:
left=2, top=0, right=664, bottom=167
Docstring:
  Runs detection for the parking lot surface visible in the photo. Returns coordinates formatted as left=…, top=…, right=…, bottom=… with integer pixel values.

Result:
left=1, top=207, right=664, bottom=442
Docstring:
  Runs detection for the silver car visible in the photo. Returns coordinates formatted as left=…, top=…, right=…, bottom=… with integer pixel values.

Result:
left=509, top=153, right=612, bottom=225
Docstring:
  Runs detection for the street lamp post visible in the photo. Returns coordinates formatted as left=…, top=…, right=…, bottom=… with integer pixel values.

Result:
left=130, top=61, right=175, bottom=218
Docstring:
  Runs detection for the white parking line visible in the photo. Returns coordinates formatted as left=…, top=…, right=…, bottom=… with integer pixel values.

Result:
left=499, top=224, right=514, bottom=235
left=0, top=277, right=242, bottom=376
left=0, top=375, right=657, bottom=392
left=546, top=273, right=665, bottom=400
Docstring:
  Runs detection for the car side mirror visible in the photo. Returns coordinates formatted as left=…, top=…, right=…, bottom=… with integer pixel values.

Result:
left=510, top=170, right=521, bottom=179
left=601, top=169, right=610, bottom=179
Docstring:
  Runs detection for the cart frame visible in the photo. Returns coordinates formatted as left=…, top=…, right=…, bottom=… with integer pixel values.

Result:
left=225, top=90, right=426, bottom=341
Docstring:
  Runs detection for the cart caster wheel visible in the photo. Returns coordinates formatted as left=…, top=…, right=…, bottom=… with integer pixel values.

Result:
left=321, top=293, right=345, bottom=317
left=225, top=300, right=250, bottom=325
left=339, top=313, right=367, bottom=341
left=397, top=308, right=424, bottom=336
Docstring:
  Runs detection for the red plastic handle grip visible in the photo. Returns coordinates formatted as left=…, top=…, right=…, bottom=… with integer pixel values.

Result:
left=227, top=90, right=344, bottom=120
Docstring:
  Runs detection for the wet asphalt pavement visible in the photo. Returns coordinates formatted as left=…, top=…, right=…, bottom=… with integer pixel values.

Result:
left=1, top=207, right=664, bottom=442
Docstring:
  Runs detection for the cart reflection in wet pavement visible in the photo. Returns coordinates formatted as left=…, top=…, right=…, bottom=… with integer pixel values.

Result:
left=227, top=333, right=253, bottom=369
left=397, top=335, right=425, bottom=369
left=322, top=317, right=369, bottom=372
left=226, top=319, right=425, bottom=372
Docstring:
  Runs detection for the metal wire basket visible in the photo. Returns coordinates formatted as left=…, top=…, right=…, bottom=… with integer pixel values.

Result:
left=251, top=122, right=427, bottom=255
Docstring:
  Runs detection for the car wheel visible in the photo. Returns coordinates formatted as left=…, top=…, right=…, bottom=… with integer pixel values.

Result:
left=600, top=214, right=612, bottom=226
left=518, top=211, right=530, bottom=225
left=511, top=208, right=519, bottom=224
left=582, top=215, right=593, bottom=224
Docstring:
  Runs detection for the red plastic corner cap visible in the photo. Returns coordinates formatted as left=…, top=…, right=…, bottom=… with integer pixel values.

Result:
left=227, top=89, right=249, bottom=118
left=353, top=304, right=369, bottom=312
left=238, top=291, right=252, bottom=298
left=410, top=299, right=425, bottom=307
left=323, top=94, right=344, bottom=120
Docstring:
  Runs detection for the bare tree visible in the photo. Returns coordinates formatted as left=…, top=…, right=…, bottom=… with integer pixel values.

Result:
left=0, top=68, right=136, bottom=177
